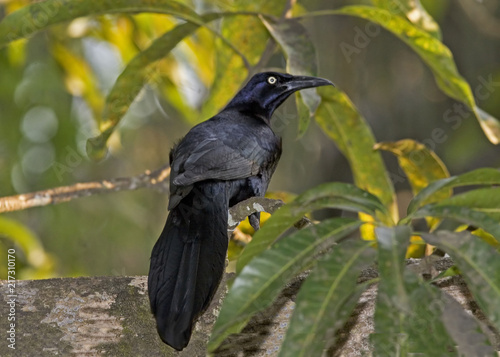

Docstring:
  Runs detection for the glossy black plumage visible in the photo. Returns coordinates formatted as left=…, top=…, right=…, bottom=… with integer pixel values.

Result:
left=148, top=72, right=333, bottom=350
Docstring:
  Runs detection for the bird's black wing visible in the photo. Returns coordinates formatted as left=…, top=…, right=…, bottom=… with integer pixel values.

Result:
left=168, top=116, right=280, bottom=209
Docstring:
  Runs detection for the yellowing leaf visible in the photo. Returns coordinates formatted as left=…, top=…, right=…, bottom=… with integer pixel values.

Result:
left=375, top=139, right=450, bottom=230
left=201, top=1, right=288, bottom=119
left=311, top=5, right=500, bottom=144
left=372, top=0, right=441, bottom=39
left=375, top=139, right=449, bottom=196
left=316, top=86, right=397, bottom=225
left=406, top=235, right=426, bottom=258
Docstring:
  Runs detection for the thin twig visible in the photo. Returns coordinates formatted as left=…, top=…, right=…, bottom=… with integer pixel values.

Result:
left=0, top=165, right=171, bottom=214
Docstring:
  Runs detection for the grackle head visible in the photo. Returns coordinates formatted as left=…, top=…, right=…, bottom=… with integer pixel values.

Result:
left=225, top=72, right=334, bottom=121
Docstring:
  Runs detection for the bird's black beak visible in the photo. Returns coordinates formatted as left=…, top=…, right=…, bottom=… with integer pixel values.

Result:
left=283, top=75, right=335, bottom=92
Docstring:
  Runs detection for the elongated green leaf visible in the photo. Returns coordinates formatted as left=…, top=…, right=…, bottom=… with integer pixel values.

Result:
left=0, top=0, right=203, bottom=48
left=295, top=182, right=390, bottom=215
left=375, top=226, right=411, bottom=303
left=314, top=5, right=500, bottom=144
left=372, top=226, right=411, bottom=355
left=208, top=218, right=362, bottom=353
left=410, top=205, right=500, bottom=242
left=236, top=182, right=388, bottom=272
left=372, top=226, right=473, bottom=355
left=408, top=168, right=500, bottom=213
left=438, top=289, right=496, bottom=356
left=423, top=231, right=500, bottom=331
left=315, top=86, right=397, bottom=222
left=436, top=187, right=500, bottom=221
left=86, top=13, right=221, bottom=159
left=372, top=0, right=441, bottom=39
left=279, top=240, right=374, bottom=357
left=407, top=276, right=493, bottom=356
left=261, top=17, right=321, bottom=136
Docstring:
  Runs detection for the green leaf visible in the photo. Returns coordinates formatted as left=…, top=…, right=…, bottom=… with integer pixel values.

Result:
left=315, top=86, right=397, bottom=222
left=408, top=168, right=500, bottom=214
left=372, top=226, right=480, bottom=355
left=326, top=5, right=500, bottom=144
left=208, top=218, right=362, bottom=353
left=410, top=205, right=500, bottom=243
left=439, top=289, right=496, bottom=356
left=0, top=0, right=203, bottom=48
left=435, top=187, right=500, bottom=220
left=86, top=13, right=222, bottom=159
left=279, top=240, right=374, bottom=357
left=372, top=226, right=412, bottom=355
left=236, top=182, right=389, bottom=272
left=372, top=0, right=441, bottom=39
left=423, top=231, right=500, bottom=331
left=261, top=17, right=321, bottom=136
left=375, top=226, right=411, bottom=304
left=407, top=278, right=493, bottom=356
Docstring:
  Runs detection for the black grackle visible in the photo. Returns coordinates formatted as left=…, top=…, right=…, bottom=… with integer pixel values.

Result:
left=148, top=72, right=333, bottom=350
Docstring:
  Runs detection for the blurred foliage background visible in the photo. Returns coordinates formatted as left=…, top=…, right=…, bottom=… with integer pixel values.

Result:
left=1, top=0, right=500, bottom=280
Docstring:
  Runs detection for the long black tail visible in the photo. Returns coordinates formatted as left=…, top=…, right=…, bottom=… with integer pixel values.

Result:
left=148, top=181, right=229, bottom=351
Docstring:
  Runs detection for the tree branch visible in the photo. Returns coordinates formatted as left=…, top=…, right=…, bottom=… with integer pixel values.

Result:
left=0, top=165, right=171, bottom=213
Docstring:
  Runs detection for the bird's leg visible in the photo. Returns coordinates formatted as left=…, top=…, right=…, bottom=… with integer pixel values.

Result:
left=249, top=212, right=261, bottom=231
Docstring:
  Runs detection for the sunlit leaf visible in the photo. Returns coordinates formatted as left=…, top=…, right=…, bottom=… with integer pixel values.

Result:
left=315, top=86, right=397, bottom=227
left=201, top=1, right=287, bottom=119
left=375, top=139, right=450, bottom=230
left=209, top=218, right=362, bottom=353
left=405, top=235, right=426, bottom=258
left=375, top=139, right=449, bottom=197
left=0, top=0, right=203, bottom=47
left=408, top=168, right=500, bottom=214
left=52, top=42, right=104, bottom=119
left=97, top=15, right=142, bottom=63
left=87, top=14, right=222, bottom=160
left=472, top=228, right=500, bottom=249
left=279, top=240, right=374, bottom=357
left=372, top=0, right=441, bottom=39
left=423, top=231, right=500, bottom=331
left=236, top=182, right=388, bottom=272
left=261, top=17, right=321, bottom=136
left=315, top=5, right=500, bottom=144
left=0, top=216, right=55, bottom=279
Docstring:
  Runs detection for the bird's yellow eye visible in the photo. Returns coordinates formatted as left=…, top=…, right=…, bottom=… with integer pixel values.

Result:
left=267, top=76, right=277, bottom=85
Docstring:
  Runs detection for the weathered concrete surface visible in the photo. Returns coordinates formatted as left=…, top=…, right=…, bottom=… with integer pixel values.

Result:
left=1, top=258, right=499, bottom=356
